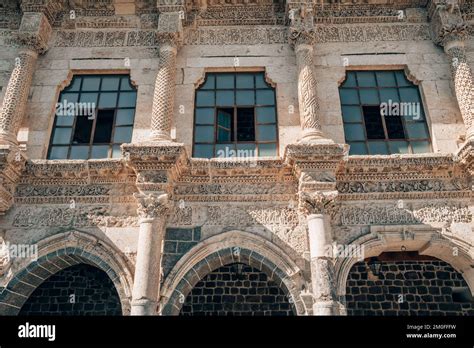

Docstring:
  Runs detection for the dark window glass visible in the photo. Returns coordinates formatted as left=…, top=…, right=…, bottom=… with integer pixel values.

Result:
left=340, top=70, right=431, bottom=155
left=193, top=72, right=278, bottom=158
left=48, top=75, right=137, bottom=159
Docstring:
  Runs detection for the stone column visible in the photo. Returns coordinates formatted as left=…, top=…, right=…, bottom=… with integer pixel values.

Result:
left=0, top=12, right=52, bottom=145
left=430, top=0, right=473, bottom=140
left=150, top=41, right=178, bottom=142
left=302, top=191, right=339, bottom=315
left=0, top=49, right=38, bottom=145
left=445, top=43, right=474, bottom=140
left=150, top=11, right=183, bottom=142
left=131, top=193, right=170, bottom=315
left=289, top=7, right=330, bottom=143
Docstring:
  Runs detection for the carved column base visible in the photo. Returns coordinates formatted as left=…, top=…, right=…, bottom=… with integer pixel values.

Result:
left=149, top=130, right=173, bottom=143
left=313, top=300, right=339, bottom=315
left=130, top=298, right=158, bottom=316
left=299, top=129, right=334, bottom=144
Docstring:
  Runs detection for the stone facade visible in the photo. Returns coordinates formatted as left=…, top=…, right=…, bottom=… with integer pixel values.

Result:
left=0, top=0, right=472, bottom=316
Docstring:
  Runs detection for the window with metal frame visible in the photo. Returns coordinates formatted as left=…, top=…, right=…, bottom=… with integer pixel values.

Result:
left=339, top=70, right=431, bottom=155
left=48, top=75, right=136, bottom=160
left=193, top=72, right=278, bottom=158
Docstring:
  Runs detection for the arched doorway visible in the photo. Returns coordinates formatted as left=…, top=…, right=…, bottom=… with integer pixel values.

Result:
left=345, top=252, right=474, bottom=315
left=19, top=264, right=122, bottom=316
left=180, top=262, right=294, bottom=316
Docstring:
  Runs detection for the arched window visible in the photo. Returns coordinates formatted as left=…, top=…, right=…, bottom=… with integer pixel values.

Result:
left=339, top=70, right=431, bottom=155
left=48, top=75, right=136, bottom=159
left=193, top=72, right=278, bottom=158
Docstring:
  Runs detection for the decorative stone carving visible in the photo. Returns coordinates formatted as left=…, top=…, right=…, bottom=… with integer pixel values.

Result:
left=0, top=230, right=11, bottom=277
left=300, top=191, right=338, bottom=215
left=17, top=12, right=52, bottom=54
left=184, top=27, right=287, bottom=45
left=134, top=192, right=171, bottom=220
left=333, top=203, right=472, bottom=226
left=0, top=146, right=26, bottom=214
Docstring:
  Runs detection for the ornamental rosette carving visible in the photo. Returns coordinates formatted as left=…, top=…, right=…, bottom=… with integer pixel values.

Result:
left=300, top=191, right=338, bottom=215
left=134, top=192, right=171, bottom=220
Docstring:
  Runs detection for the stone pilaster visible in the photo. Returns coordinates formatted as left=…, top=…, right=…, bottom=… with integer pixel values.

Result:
left=289, top=7, right=331, bottom=143
left=131, top=192, right=171, bottom=315
left=301, top=190, right=340, bottom=315
left=429, top=0, right=473, bottom=141
left=150, top=12, right=183, bottom=142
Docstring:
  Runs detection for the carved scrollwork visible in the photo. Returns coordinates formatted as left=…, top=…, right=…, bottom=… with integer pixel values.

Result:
left=134, top=192, right=171, bottom=220
left=300, top=191, right=338, bottom=215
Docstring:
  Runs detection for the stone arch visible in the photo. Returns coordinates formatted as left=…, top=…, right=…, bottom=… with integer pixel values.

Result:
left=0, top=231, right=134, bottom=315
left=335, top=228, right=474, bottom=314
left=161, top=230, right=307, bottom=315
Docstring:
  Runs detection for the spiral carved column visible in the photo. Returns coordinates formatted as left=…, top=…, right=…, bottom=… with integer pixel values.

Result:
left=150, top=43, right=178, bottom=142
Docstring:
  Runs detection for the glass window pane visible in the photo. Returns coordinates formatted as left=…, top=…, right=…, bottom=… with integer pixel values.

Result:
left=342, top=72, right=357, bottom=87
left=406, top=122, right=429, bottom=139
left=237, top=108, right=255, bottom=142
left=66, top=77, right=81, bottom=91
left=256, top=107, right=276, bottom=123
left=368, top=141, right=389, bottom=155
left=256, top=90, right=275, bottom=105
left=98, top=92, right=117, bottom=108
left=217, top=127, right=231, bottom=142
left=93, top=110, right=114, bottom=143
left=389, top=141, right=410, bottom=154
left=257, top=125, right=276, bottom=141
left=339, top=89, right=359, bottom=104
left=60, top=93, right=79, bottom=104
left=49, top=146, right=68, bottom=159
left=201, top=75, right=215, bottom=89
left=399, top=88, right=421, bottom=103
left=80, top=93, right=98, bottom=105
left=363, top=106, right=385, bottom=140
left=359, top=89, right=379, bottom=104
left=52, top=128, right=72, bottom=144
left=395, top=71, right=411, bottom=87
left=385, top=115, right=406, bottom=139
left=236, top=143, right=256, bottom=157
left=82, top=77, right=101, bottom=91
left=116, top=109, right=135, bottom=126
left=344, top=124, right=366, bottom=141
left=379, top=88, right=400, bottom=103
left=113, top=126, right=133, bottom=143
left=216, top=74, right=234, bottom=89
left=357, top=71, right=376, bottom=87
left=411, top=141, right=431, bottom=153
left=90, top=145, right=109, bottom=159
left=216, top=90, right=234, bottom=106
left=196, top=91, right=215, bottom=107
left=195, top=126, right=214, bottom=142
left=217, top=109, right=232, bottom=128
left=101, top=77, right=120, bottom=91
left=236, top=74, right=254, bottom=89
left=195, top=108, right=214, bottom=125
left=118, top=92, right=137, bottom=107
left=236, top=90, right=254, bottom=106
left=376, top=71, right=396, bottom=87
left=255, top=74, right=268, bottom=88
left=56, top=114, right=74, bottom=126
left=120, top=77, right=134, bottom=91
left=112, top=144, right=122, bottom=158
left=348, top=142, right=367, bottom=155
left=70, top=146, right=89, bottom=159
left=258, top=143, right=277, bottom=157
left=342, top=106, right=362, bottom=122
left=216, top=144, right=236, bottom=158
left=72, top=116, right=93, bottom=144
left=194, top=144, right=214, bottom=158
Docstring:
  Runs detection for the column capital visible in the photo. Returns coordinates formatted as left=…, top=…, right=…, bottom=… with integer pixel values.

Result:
left=134, top=192, right=172, bottom=220
left=429, top=0, right=468, bottom=48
left=16, top=12, right=53, bottom=55
left=300, top=190, right=338, bottom=215
left=288, top=6, right=315, bottom=49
